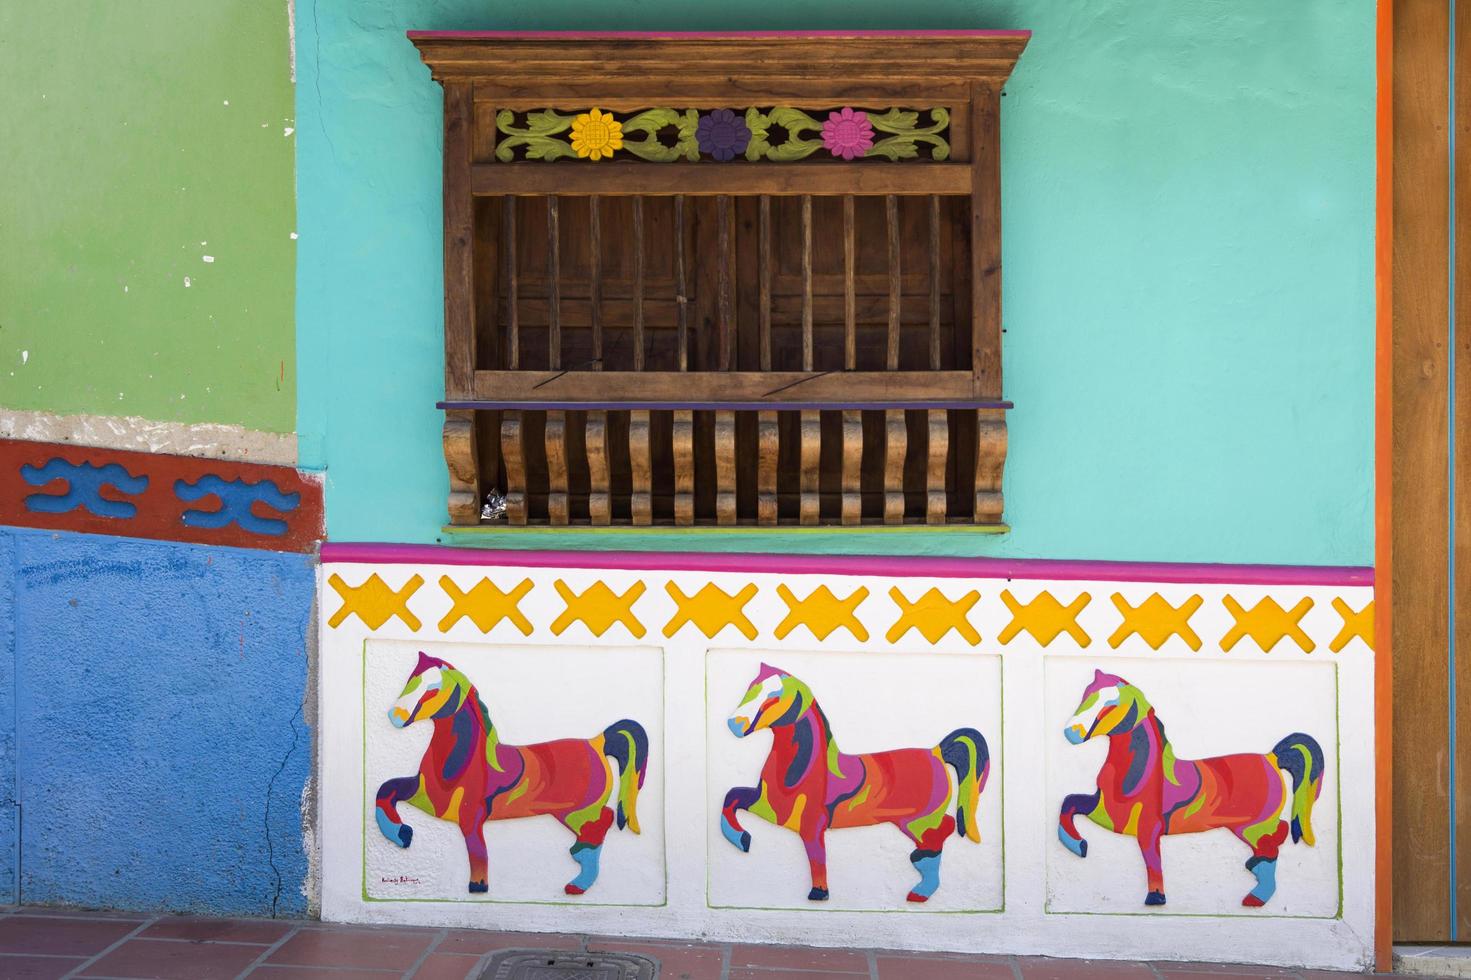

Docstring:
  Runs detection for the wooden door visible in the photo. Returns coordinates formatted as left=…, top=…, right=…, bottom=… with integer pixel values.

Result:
left=1390, top=0, right=1471, bottom=944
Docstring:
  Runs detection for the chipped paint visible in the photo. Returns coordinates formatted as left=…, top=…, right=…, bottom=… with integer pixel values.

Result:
left=0, top=408, right=298, bottom=465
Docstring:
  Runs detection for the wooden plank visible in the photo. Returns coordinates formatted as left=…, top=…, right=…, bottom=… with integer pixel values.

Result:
left=544, top=409, right=569, bottom=524
left=471, top=369, right=990, bottom=403
left=629, top=409, right=652, bottom=525
left=589, top=195, right=603, bottom=367
left=974, top=415, right=1006, bottom=523
left=468, top=81, right=979, bottom=108
left=1454, top=0, right=1471, bottom=942
left=500, top=411, right=527, bottom=525
left=1391, top=0, right=1452, bottom=942
left=759, top=195, right=773, bottom=371
left=715, top=411, right=737, bottom=525
left=633, top=196, right=646, bottom=371
left=673, top=408, right=694, bottom=525
left=676, top=194, right=689, bottom=370
left=841, top=409, right=862, bottom=525
left=883, top=409, right=907, bottom=523
left=887, top=194, right=901, bottom=370
left=586, top=409, right=610, bottom=525
left=926, top=409, right=948, bottom=524
left=757, top=410, right=778, bottom=525
left=718, top=194, right=735, bottom=370
left=802, top=195, right=814, bottom=371
left=929, top=195, right=942, bottom=370
left=970, top=83, right=1002, bottom=397
left=844, top=195, right=857, bottom=370
left=442, top=410, right=481, bottom=525
left=443, top=82, right=477, bottom=398
left=546, top=196, right=561, bottom=369
left=503, top=197, right=519, bottom=369
left=799, top=409, right=821, bottom=524
left=471, top=162, right=973, bottom=197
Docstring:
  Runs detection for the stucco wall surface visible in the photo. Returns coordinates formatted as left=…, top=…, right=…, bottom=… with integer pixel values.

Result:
left=1, top=528, right=315, bottom=916
left=0, top=1, right=297, bottom=433
left=295, top=0, right=1375, bottom=565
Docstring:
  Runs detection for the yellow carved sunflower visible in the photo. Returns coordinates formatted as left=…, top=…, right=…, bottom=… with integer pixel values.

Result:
left=570, top=108, right=623, bottom=161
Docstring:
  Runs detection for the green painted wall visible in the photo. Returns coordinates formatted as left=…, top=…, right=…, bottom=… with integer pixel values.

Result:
left=0, top=2, right=297, bottom=433
left=296, top=0, right=1375, bottom=565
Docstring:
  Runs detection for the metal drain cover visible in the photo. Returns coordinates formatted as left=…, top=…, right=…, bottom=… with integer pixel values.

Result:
left=480, top=949, right=658, bottom=980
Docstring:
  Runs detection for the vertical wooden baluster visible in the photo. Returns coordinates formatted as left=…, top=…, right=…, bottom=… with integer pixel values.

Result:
left=589, top=195, right=603, bottom=369
left=757, top=410, right=778, bottom=525
left=884, top=409, right=906, bottom=524
left=629, top=410, right=652, bottom=525
left=545, top=410, right=568, bottom=524
left=715, top=411, right=736, bottom=525
left=676, top=195, right=689, bottom=371
left=974, top=417, right=1007, bottom=524
left=841, top=409, right=862, bottom=525
left=501, top=412, right=527, bottom=525
left=504, top=197, right=519, bottom=369
left=547, top=196, right=560, bottom=370
left=801, top=194, right=813, bottom=371
left=759, top=196, right=772, bottom=371
left=673, top=409, right=694, bottom=525
left=928, top=195, right=942, bottom=370
left=799, top=410, right=821, bottom=524
left=633, top=195, right=646, bottom=371
left=886, top=194, right=901, bottom=370
left=586, top=410, right=610, bottom=525
left=443, top=413, right=480, bottom=525
left=844, top=195, right=856, bottom=370
left=717, top=194, right=734, bottom=371
left=926, top=410, right=948, bottom=525
left=972, top=82, right=1002, bottom=398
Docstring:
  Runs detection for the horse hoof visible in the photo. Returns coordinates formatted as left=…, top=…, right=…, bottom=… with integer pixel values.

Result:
left=468, top=881, right=488, bottom=894
left=397, top=825, right=413, bottom=849
left=739, top=831, right=751, bottom=853
left=906, top=891, right=930, bottom=903
left=1242, top=894, right=1265, bottom=908
left=807, top=887, right=829, bottom=901
left=565, top=883, right=586, bottom=896
left=1057, top=826, right=1086, bottom=858
left=1145, top=891, right=1166, bottom=906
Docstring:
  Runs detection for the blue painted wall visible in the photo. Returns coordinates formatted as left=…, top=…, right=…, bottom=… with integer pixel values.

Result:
left=2, top=528, right=315, bottom=916
left=296, top=0, right=1375, bottom=565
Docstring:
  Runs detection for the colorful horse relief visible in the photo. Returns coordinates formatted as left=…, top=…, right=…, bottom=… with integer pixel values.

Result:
left=720, top=663, right=990, bottom=903
left=375, top=652, right=649, bottom=896
left=1057, top=669, right=1325, bottom=908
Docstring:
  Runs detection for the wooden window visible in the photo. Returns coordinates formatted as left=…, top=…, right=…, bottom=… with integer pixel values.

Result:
left=411, top=30, right=1027, bottom=528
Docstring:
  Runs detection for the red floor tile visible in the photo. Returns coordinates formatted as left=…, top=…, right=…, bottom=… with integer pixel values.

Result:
left=252, top=967, right=401, bottom=979
left=410, top=952, right=483, bottom=980
left=0, top=916, right=140, bottom=956
left=0, top=954, right=89, bottom=980
left=1018, top=958, right=1159, bottom=980
left=1159, top=971, right=1299, bottom=980
left=730, top=942, right=869, bottom=973
left=78, top=937, right=265, bottom=979
left=876, top=953, right=1016, bottom=979
left=436, top=929, right=581, bottom=955
left=729, top=971, right=871, bottom=980
left=18, top=908, right=150, bottom=920
left=589, top=941, right=724, bottom=980
left=266, top=928, right=436, bottom=971
left=140, top=916, right=293, bottom=944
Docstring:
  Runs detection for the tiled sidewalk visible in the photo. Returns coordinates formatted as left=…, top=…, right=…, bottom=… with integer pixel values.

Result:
left=0, top=907, right=1389, bottom=980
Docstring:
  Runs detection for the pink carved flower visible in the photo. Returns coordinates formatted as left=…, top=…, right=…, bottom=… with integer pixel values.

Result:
left=821, top=107, right=874, bottom=161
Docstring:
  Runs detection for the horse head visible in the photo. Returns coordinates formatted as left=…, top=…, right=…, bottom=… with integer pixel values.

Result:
left=389, top=651, right=468, bottom=728
left=727, top=663, right=813, bottom=737
left=1064, top=669, right=1152, bottom=744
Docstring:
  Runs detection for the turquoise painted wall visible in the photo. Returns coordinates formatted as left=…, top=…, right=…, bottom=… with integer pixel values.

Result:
left=296, top=1, right=1375, bottom=565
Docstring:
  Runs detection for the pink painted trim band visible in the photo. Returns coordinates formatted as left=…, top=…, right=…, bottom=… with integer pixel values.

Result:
left=319, top=543, right=1372, bottom=587
left=407, top=29, right=1032, bottom=40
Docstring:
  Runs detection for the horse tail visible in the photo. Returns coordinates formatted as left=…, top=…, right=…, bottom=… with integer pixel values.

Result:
left=1271, top=732, right=1325, bottom=846
left=938, top=727, right=989, bottom=843
left=601, top=719, right=649, bottom=834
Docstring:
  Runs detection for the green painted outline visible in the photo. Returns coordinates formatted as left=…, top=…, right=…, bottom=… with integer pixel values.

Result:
left=702, top=646, right=1005, bottom=915
left=359, top=638, right=669, bottom=909
left=445, top=524, right=1009, bottom=537
left=1039, top=651, right=1345, bottom=921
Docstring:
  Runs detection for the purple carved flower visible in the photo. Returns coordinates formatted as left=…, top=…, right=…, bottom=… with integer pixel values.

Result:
left=696, top=108, right=752, bottom=161
left=821, top=107, right=874, bottom=161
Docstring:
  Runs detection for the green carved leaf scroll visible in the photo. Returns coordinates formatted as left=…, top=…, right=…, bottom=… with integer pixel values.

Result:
left=495, top=108, right=577, bottom=162
left=621, top=108, right=700, bottom=162
left=865, top=107, right=951, bottom=161
left=763, top=107, right=825, bottom=162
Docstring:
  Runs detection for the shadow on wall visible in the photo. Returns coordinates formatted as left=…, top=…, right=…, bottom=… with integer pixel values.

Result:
left=0, top=527, right=315, bottom=916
